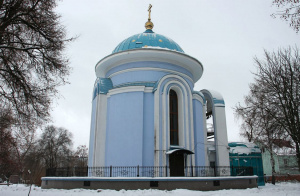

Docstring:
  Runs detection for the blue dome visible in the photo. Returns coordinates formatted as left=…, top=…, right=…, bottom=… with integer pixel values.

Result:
left=112, top=29, right=184, bottom=53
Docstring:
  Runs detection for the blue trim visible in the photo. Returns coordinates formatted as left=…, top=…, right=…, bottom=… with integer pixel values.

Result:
left=113, top=81, right=156, bottom=89
left=213, top=98, right=225, bottom=105
left=93, top=78, right=113, bottom=99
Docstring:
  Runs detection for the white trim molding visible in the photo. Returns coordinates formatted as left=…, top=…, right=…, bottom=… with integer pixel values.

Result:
left=107, top=86, right=146, bottom=97
left=200, top=89, right=230, bottom=174
left=154, top=74, right=195, bottom=168
left=95, top=48, right=203, bottom=83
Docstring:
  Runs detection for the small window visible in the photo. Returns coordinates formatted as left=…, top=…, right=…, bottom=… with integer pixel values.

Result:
left=150, top=181, right=158, bottom=187
left=213, top=180, right=220, bottom=186
left=84, top=181, right=90, bottom=186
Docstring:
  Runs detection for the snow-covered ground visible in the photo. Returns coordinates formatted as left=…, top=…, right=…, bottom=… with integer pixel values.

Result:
left=0, top=182, right=299, bottom=196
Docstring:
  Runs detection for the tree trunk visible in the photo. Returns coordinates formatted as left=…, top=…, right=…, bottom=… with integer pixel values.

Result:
left=270, top=148, right=276, bottom=185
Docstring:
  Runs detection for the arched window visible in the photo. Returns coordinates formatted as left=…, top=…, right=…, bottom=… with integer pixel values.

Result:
left=169, top=90, right=179, bottom=145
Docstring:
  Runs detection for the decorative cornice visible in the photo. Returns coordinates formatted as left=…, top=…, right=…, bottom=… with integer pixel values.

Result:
left=95, top=48, right=203, bottom=83
left=107, top=86, right=154, bottom=97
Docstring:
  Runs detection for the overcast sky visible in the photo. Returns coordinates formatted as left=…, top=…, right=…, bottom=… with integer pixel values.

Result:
left=51, top=0, right=299, bottom=149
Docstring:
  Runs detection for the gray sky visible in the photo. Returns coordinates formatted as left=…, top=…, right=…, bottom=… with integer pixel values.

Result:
left=52, top=0, right=299, bottom=148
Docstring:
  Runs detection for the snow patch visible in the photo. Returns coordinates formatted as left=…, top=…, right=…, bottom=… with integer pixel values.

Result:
left=230, top=143, right=261, bottom=155
left=142, top=46, right=181, bottom=52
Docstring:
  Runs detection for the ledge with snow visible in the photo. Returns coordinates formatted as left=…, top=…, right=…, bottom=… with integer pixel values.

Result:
left=41, top=176, right=258, bottom=190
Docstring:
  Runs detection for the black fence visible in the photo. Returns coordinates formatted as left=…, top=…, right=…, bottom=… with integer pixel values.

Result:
left=46, top=166, right=253, bottom=177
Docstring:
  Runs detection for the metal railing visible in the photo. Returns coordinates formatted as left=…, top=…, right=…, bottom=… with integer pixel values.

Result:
left=46, top=166, right=253, bottom=177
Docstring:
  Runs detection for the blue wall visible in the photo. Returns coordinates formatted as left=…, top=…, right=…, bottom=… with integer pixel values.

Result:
left=105, top=91, right=144, bottom=166
left=106, top=61, right=193, bottom=79
left=111, top=70, right=167, bottom=86
left=106, top=61, right=194, bottom=90
left=142, top=93, right=154, bottom=166
left=193, top=99, right=206, bottom=166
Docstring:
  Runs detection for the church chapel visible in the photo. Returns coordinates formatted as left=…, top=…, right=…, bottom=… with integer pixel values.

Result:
left=88, top=5, right=230, bottom=176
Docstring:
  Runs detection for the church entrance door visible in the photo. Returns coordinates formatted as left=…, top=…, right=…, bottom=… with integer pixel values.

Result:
left=169, top=151, right=184, bottom=176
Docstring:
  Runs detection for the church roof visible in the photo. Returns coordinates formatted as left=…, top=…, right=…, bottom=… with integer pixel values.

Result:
left=112, top=29, right=184, bottom=53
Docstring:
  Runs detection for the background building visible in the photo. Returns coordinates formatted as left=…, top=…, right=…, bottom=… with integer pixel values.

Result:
left=228, top=142, right=265, bottom=186
left=277, top=154, right=300, bottom=175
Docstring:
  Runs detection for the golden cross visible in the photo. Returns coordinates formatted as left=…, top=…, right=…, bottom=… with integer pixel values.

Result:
left=148, top=4, right=152, bottom=20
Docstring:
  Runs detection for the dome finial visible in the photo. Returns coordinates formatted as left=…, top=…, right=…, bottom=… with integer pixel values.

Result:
left=145, top=4, right=154, bottom=30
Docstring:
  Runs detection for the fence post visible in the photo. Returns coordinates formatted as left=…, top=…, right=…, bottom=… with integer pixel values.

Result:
left=86, top=166, right=89, bottom=177
left=249, top=166, right=253, bottom=175
left=214, top=166, right=217, bottom=177
left=110, top=165, right=112, bottom=177
left=191, top=165, right=193, bottom=177
left=137, top=165, right=139, bottom=177
left=165, top=165, right=167, bottom=177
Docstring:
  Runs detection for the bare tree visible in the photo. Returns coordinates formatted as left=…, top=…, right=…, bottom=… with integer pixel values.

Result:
left=0, top=0, right=72, bottom=132
left=23, top=144, right=45, bottom=185
left=0, top=128, right=18, bottom=178
left=0, top=108, right=18, bottom=177
left=235, top=83, right=286, bottom=184
left=235, top=98, right=258, bottom=142
left=38, top=125, right=73, bottom=168
left=0, top=107, right=14, bottom=130
left=272, top=0, right=300, bottom=32
left=255, top=47, right=300, bottom=169
left=74, top=145, right=88, bottom=167
left=11, top=127, right=36, bottom=178
left=235, top=46, right=300, bottom=178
